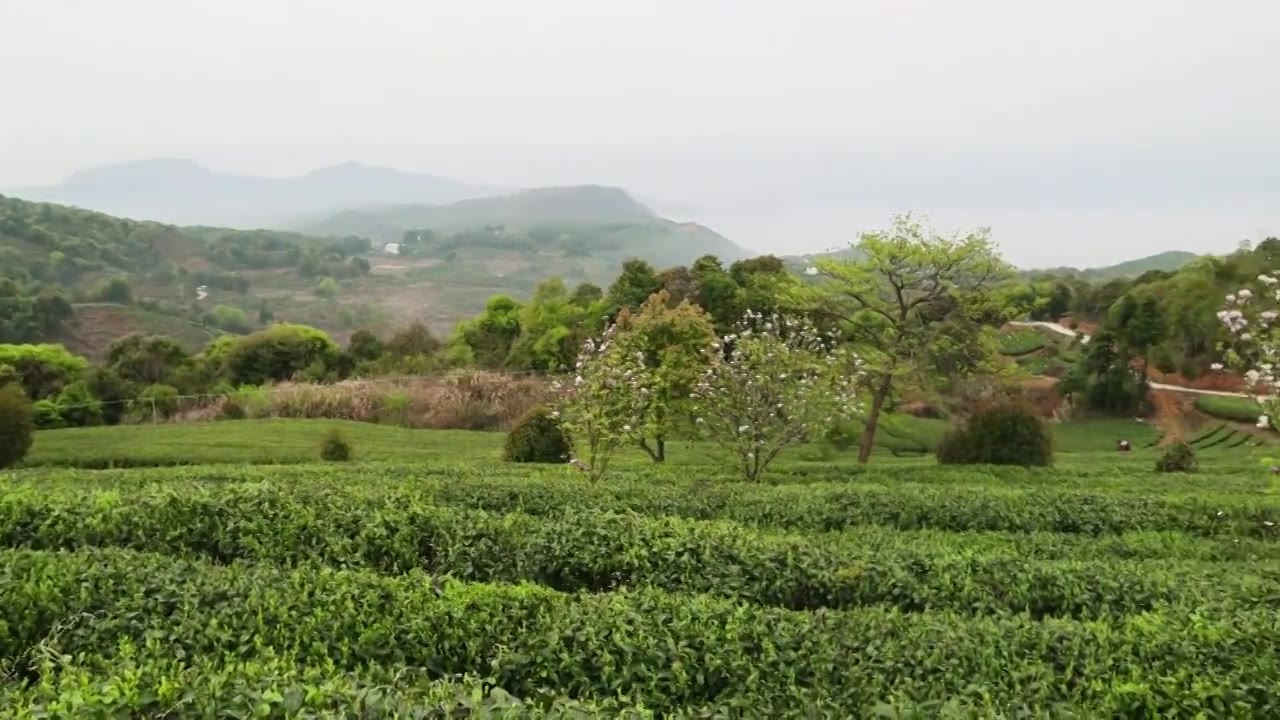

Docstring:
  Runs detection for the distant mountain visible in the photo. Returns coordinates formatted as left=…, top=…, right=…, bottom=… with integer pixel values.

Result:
left=301, top=185, right=749, bottom=269
left=304, top=185, right=656, bottom=238
left=779, top=248, right=1202, bottom=284
left=1029, top=251, right=1200, bottom=281
left=8, top=159, right=502, bottom=228
left=0, top=192, right=752, bottom=352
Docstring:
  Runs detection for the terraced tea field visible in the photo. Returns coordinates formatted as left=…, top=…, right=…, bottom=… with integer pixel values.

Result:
left=2, top=420, right=1280, bottom=716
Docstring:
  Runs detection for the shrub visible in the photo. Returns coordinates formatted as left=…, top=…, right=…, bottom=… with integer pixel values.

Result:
left=223, top=324, right=341, bottom=386
left=216, top=399, right=246, bottom=421
left=937, top=402, right=1054, bottom=467
left=1155, top=441, right=1197, bottom=473
left=319, top=429, right=352, bottom=462
left=52, top=380, right=103, bottom=427
left=503, top=407, right=571, bottom=463
left=31, top=399, right=64, bottom=430
left=133, top=384, right=181, bottom=421
left=0, top=385, right=34, bottom=468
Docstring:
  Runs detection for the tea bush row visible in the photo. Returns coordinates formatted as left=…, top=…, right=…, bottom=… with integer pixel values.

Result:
left=2, top=549, right=1278, bottom=716
left=2, top=487, right=1276, bottom=617
left=7, top=481, right=1279, bottom=563
left=8, top=466, right=1280, bottom=537
left=1, top=651, right=636, bottom=719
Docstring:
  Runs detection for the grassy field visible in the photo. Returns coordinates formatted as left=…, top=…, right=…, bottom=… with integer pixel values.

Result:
left=21, top=413, right=1222, bottom=471
left=1196, top=394, right=1267, bottom=424
left=4, top=417, right=1280, bottom=715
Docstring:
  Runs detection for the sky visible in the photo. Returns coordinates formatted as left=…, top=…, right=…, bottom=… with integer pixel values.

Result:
left=2, top=0, right=1277, bottom=267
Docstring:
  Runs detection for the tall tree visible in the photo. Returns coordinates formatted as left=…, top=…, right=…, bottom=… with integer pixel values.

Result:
left=606, top=259, right=663, bottom=315
left=689, top=255, right=745, bottom=332
left=449, top=296, right=523, bottom=368
left=507, top=279, right=585, bottom=371
left=613, top=290, right=717, bottom=462
left=815, top=214, right=1017, bottom=463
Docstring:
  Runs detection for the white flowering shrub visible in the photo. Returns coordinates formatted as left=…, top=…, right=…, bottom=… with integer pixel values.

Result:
left=551, top=323, right=656, bottom=482
left=1215, top=278, right=1280, bottom=429
left=690, top=312, right=863, bottom=482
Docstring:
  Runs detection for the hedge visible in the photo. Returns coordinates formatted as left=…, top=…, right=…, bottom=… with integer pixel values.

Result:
left=1, top=485, right=1277, bottom=618
left=2, top=549, right=1279, bottom=716
left=6, top=467, right=1280, bottom=537
left=1, top=653, right=631, bottom=718
left=1196, top=395, right=1266, bottom=424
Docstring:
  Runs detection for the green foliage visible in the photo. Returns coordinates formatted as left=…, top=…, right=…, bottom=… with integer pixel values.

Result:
left=104, top=333, right=190, bottom=386
left=1, top=461, right=1280, bottom=714
left=691, top=313, right=863, bottom=481
left=50, top=379, right=103, bottom=428
left=553, top=323, right=655, bottom=481
left=92, top=276, right=133, bottom=303
left=1061, top=330, right=1148, bottom=415
left=319, top=428, right=353, bottom=462
left=1156, top=441, right=1198, bottom=473
left=502, top=407, right=571, bottom=463
left=606, top=258, right=663, bottom=313
left=814, top=213, right=1020, bottom=462
left=314, top=276, right=340, bottom=299
left=0, top=343, right=88, bottom=400
left=0, top=385, right=34, bottom=468
left=224, top=324, right=341, bottom=386
left=937, top=403, right=1054, bottom=467
left=996, top=327, right=1047, bottom=356
left=613, top=291, right=717, bottom=462
left=346, top=328, right=384, bottom=364
left=0, top=279, right=74, bottom=343
left=132, top=384, right=181, bottom=420
left=1195, top=395, right=1267, bottom=425
left=504, top=279, right=592, bottom=371
left=449, top=296, right=523, bottom=368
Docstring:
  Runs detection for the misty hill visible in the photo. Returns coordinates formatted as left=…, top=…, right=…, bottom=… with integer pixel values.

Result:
left=781, top=248, right=1200, bottom=284
left=1029, top=251, right=1200, bottom=281
left=8, top=159, right=501, bottom=228
left=301, top=185, right=749, bottom=270
left=304, top=185, right=657, bottom=238
left=0, top=193, right=750, bottom=352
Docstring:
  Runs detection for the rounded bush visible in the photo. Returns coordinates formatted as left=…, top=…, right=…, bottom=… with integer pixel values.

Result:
left=1155, top=441, right=1196, bottom=473
left=0, top=386, right=35, bottom=469
left=319, top=429, right=353, bottom=462
left=217, top=399, right=247, bottom=421
left=503, top=407, right=571, bottom=464
left=937, top=402, right=1053, bottom=467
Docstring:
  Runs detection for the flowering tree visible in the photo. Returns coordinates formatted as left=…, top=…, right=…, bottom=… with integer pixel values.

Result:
left=690, top=312, right=863, bottom=482
left=1215, top=280, right=1280, bottom=429
left=612, top=291, right=717, bottom=462
left=551, top=324, right=655, bottom=482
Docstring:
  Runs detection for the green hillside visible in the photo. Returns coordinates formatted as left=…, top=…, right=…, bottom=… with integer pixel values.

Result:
left=1029, top=250, right=1200, bottom=281
left=300, top=185, right=749, bottom=268
left=0, top=192, right=752, bottom=351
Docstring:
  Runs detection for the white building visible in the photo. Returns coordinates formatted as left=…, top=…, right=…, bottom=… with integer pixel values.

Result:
left=383, top=243, right=401, bottom=255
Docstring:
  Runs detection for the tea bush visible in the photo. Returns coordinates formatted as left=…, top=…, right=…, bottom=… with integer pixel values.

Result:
left=1156, top=441, right=1197, bottom=473
left=502, top=406, right=570, bottom=463
left=3, top=548, right=1279, bottom=716
left=319, top=429, right=352, bottom=462
left=937, top=402, right=1054, bottom=467
left=0, top=384, right=34, bottom=468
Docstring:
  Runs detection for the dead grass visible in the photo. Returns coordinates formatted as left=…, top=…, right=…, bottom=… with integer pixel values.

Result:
left=177, top=371, right=548, bottom=431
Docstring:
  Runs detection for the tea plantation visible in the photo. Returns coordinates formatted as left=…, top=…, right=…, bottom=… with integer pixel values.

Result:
left=3, top=420, right=1280, bottom=717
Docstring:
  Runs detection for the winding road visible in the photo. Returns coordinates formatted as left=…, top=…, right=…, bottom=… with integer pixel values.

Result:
left=1009, top=321, right=1262, bottom=400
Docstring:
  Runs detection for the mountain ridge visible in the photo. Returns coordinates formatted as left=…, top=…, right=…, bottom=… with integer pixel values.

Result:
left=8, top=159, right=505, bottom=229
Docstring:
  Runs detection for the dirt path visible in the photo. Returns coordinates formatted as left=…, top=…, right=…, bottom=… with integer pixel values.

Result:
left=1009, top=321, right=1269, bottom=400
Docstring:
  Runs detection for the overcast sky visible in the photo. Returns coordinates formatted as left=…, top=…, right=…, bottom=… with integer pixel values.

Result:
left=2, top=0, right=1277, bottom=266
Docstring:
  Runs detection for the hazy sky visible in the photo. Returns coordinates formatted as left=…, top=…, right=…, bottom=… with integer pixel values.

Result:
left=2, top=0, right=1277, bottom=266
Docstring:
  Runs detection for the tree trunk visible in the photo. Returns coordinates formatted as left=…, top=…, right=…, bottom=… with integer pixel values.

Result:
left=857, top=373, right=895, bottom=464
left=639, top=436, right=666, bottom=462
